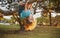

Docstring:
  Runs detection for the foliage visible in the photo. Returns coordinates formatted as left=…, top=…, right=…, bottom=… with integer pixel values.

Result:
left=49, top=0, right=60, bottom=9
left=37, top=16, right=50, bottom=25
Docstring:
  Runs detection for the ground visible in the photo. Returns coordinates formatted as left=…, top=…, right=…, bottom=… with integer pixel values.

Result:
left=0, top=26, right=60, bottom=38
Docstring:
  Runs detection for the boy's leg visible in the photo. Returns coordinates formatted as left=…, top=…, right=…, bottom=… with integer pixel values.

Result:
left=20, top=19, right=25, bottom=31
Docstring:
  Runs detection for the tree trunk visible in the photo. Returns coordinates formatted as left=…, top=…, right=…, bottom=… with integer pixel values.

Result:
left=49, top=12, right=52, bottom=26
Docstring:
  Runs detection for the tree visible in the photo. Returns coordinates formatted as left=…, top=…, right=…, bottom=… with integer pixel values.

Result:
left=48, top=0, right=60, bottom=26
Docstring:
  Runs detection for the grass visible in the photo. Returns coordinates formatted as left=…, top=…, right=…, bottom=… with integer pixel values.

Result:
left=0, top=24, right=20, bottom=31
left=0, top=26, right=60, bottom=38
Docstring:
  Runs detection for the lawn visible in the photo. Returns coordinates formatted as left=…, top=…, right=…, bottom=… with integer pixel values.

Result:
left=0, top=24, right=20, bottom=32
left=0, top=26, right=60, bottom=38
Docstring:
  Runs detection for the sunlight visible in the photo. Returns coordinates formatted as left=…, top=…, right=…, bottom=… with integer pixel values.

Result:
left=3, top=16, right=12, bottom=20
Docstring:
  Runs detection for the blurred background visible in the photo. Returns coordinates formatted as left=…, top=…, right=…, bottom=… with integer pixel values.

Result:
left=0, top=0, right=60, bottom=38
